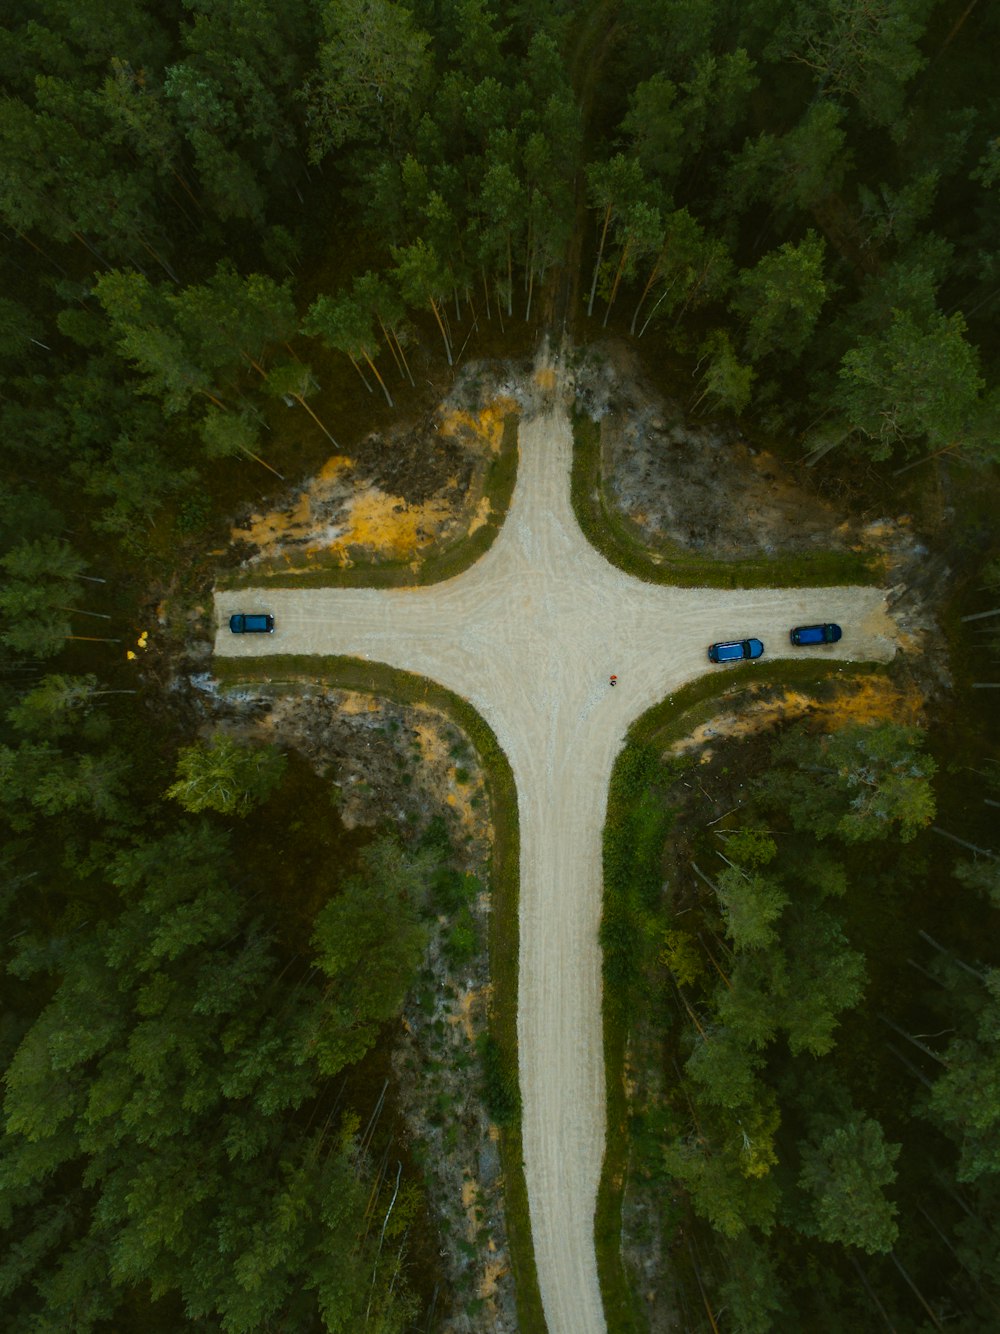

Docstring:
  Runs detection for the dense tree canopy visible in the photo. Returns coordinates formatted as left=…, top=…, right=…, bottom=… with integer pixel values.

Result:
left=3, top=0, right=1000, bottom=1328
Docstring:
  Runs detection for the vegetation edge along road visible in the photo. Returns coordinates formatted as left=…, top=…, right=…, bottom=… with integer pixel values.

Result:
left=571, top=413, right=879, bottom=590
left=594, top=660, right=895, bottom=1330
left=212, top=653, right=545, bottom=1333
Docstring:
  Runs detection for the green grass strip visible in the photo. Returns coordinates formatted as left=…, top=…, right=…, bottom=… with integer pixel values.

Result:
left=595, top=659, right=891, bottom=1332
left=571, top=413, right=878, bottom=589
left=219, top=415, right=519, bottom=590
left=212, top=653, right=546, bottom=1333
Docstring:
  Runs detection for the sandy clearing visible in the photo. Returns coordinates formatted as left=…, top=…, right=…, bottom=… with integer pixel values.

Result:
left=215, top=347, right=896, bottom=1334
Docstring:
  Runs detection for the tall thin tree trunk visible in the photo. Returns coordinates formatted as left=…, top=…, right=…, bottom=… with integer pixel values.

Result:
left=364, top=353, right=393, bottom=407
left=889, top=1254, right=946, bottom=1333
left=196, top=386, right=229, bottom=411
left=931, top=826, right=997, bottom=857
left=638, top=278, right=679, bottom=337
left=241, top=446, right=285, bottom=480
left=587, top=203, right=612, bottom=317
left=137, top=234, right=180, bottom=283
left=377, top=314, right=406, bottom=380
left=878, top=1014, right=948, bottom=1065
left=630, top=255, right=662, bottom=334
left=291, top=395, right=339, bottom=447
left=348, top=352, right=372, bottom=392
left=391, top=327, right=415, bottom=386
left=428, top=296, right=452, bottom=365
left=846, top=1254, right=898, bottom=1333
left=12, top=227, right=69, bottom=277
left=602, top=236, right=632, bottom=327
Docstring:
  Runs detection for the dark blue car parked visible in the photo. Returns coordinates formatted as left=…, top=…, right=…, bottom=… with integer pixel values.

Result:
left=790, top=623, right=842, bottom=646
left=708, top=638, right=764, bottom=664
left=229, top=613, right=275, bottom=634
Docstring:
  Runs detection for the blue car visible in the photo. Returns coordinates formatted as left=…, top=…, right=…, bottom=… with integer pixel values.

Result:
left=790, top=623, right=842, bottom=646
left=229, top=612, right=275, bottom=634
left=708, top=638, right=764, bottom=664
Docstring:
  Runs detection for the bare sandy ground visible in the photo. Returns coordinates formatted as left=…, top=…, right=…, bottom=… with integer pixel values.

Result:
left=214, top=349, right=896, bottom=1334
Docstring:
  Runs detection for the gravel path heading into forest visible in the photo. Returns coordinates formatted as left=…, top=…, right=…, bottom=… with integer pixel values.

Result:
left=215, top=348, right=896, bottom=1334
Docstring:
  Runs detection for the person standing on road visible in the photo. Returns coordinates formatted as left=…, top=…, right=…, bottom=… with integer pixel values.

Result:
left=609, top=675, right=617, bottom=687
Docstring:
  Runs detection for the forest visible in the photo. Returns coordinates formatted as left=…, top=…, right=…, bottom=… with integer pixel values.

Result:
left=1, top=0, right=999, bottom=1331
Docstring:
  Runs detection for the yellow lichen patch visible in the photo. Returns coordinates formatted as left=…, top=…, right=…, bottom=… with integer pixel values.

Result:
left=461, top=1179, right=478, bottom=1211
left=337, top=691, right=381, bottom=716
left=807, top=675, right=924, bottom=728
left=318, top=454, right=352, bottom=482
left=670, top=676, right=924, bottom=758
left=409, top=716, right=490, bottom=845
left=467, top=494, right=493, bottom=536
left=231, top=490, right=315, bottom=554
left=478, top=1258, right=509, bottom=1299
left=326, top=489, right=453, bottom=562
left=445, top=987, right=481, bottom=1043
left=230, top=454, right=358, bottom=564
left=439, top=398, right=516, bottom=454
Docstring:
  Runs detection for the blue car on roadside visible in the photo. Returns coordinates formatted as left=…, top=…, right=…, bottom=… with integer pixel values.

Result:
left=229, top=612, right=275, bottom=634
left=708, top=638, right=764, bottom=664
left=790, top=623, right=842, bottom=646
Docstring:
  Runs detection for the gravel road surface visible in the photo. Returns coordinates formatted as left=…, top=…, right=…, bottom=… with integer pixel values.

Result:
left=215, top=353, right=896, bottom=1334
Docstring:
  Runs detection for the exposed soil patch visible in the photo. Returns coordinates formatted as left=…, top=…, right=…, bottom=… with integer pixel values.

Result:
left=227, top=362, right=528, bottom=572
left=575, top=340, right=852, bottom=557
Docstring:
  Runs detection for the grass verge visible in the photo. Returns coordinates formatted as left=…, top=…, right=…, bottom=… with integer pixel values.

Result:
left=571, top=413, right=878, bottom=589
left=219, top=414, right=520, bottom=590
left=212, top=653, right=546, bottom=1333
left=595, top=659, right=892, bottom=1332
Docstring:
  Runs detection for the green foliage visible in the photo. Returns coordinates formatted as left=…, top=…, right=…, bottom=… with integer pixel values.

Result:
left=0, top=537, right=87, bottom=658
left=954, top=856, right=1000, bottom=910
left=1, top=818, right=423, bottom=1331
left=662, top=1091, right=781, bottom=1236
left=927, top=969, right=1000, bottom=1183
left=659, top=928, right=703, bottom=987
left=722, top=825, right=777, bottom=868
left=306, top=0, right=432, bottom=161
left=604, top=707, right=931, bottom=1317
left=731, top=231, right=831, bottom=361
left=310, top=836, right=438, bottom=1073
left=836, top=306, right=988, bottom=460
left=769, top=0, right=934, bottom=131
left=478, top=1033, right=520, bottom=1126
left=601, top=745, right=674, bottom=1013
left=796, top=1113, right=900, bottom=1253
left=5, top=674, right=117, bottom=741
left=691, top=330, right=756, bottom=416
left=718, top=1232, right=787, bottom=1334
left=686, top=1030, right=764, bottom=1110
left=166, top=733, right=287, bottom=817
left=714, top=865, right=789, bottom=951
left=781, top=908, right=866, bottom=1056
left=758, top=720, right=937, bottom=843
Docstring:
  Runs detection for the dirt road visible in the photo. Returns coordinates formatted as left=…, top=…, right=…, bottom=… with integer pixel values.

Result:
left=215, top=351, right=896, bottom=1333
